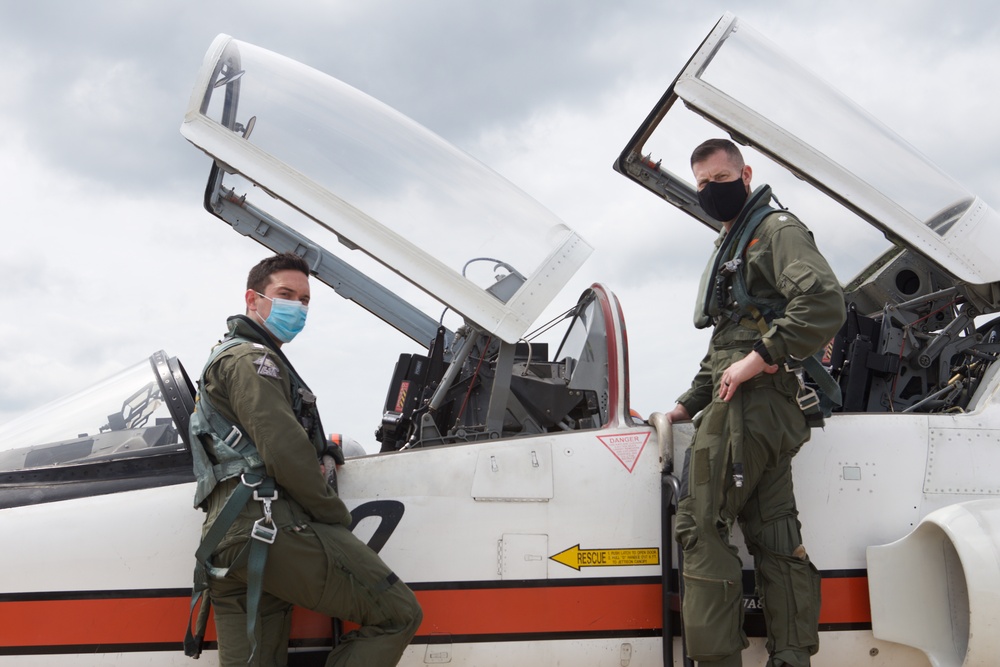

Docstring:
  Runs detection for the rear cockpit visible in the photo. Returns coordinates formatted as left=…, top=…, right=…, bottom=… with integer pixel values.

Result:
left=375, top=286, right=619, bottom=451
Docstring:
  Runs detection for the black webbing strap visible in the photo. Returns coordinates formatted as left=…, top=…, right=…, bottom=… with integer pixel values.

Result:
left=245, top=478, right=278, bottom=665
left=184, top=472, right=274, bottom=660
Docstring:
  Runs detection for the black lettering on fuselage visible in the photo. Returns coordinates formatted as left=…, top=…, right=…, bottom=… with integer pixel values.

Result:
left=348, top=500, right=404, bottom=553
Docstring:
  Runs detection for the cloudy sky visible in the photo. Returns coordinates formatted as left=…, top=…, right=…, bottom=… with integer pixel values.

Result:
left=2, top=0, right=999, bottom=452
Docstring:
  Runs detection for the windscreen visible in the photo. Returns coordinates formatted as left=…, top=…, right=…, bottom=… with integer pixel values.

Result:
left=0, top=359, right=183, bottom=472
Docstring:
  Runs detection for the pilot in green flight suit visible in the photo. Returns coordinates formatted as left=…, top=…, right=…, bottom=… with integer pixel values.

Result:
left=188, top=252, right=422, bottom=667
left=664, top=140, right=845, bottom=667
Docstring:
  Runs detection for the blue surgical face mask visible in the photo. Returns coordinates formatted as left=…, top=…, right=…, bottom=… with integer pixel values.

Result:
left=255, top=292, right=308, bottom=343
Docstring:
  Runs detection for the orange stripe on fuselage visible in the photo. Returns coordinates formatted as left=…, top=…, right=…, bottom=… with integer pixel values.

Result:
left=0, top=597, right=329, bottom=647
left=0, top=575, right=872, bottom=649
left=819, top=575, right=871, bottom=625
left=4, top=596, right=204, bottom=646
left=414, top=582, right=661, bottom=635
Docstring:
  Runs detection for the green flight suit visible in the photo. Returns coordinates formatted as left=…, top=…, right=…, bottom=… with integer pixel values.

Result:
left=195, top=316, right=422, bottom=667
left=675, top=187, right=845, bottom=667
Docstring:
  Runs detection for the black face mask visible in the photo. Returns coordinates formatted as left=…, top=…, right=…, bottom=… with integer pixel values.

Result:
left=697, top=177, right=747, bottom=222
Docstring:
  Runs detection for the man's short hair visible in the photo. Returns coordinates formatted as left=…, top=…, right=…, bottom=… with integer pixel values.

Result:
left=690, top=138, right=745, bottom=169
left=247, top=252, right=310, bottom=292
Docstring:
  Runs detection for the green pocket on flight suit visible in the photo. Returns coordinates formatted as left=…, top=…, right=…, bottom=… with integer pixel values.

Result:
left=695, top=402, right=727, bottom=486
left=763, top=553, right=821, bottom=653
left=705, top=401, right=728, bottom=435
left=791, top=558, right=822, bottom=651
left=313, top=524, right=417, bottom=633
left=694, top=446, right=711, bottom=487
left=777, top=259, right=819, bottom=298
left=681, top=573, right=746, bottom=660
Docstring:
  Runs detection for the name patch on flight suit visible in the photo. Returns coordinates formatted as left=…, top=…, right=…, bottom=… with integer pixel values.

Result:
left=253, top=353, right=281, bottom=379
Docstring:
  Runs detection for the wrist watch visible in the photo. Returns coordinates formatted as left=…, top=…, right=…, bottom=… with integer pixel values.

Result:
left=753, top=339, right=774, bottom=366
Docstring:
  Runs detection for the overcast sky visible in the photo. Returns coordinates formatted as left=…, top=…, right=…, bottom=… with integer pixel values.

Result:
left=2, top=0, right=999, bottom=452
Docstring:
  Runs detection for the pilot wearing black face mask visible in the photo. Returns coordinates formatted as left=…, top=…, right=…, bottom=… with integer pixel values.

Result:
left=698, top=175, right=749, bottom=223
left=662, top=138, right=845, bottom=667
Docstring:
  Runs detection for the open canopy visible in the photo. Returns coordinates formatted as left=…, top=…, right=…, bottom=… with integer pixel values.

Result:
left=181, top=35, right=592, bottom=344
left=616, top=13, right=1000, bottom=285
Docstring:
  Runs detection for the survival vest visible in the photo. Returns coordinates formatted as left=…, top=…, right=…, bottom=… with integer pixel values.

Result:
left=189, top=337, right=265, bottom=510
left=696, top=188, right=843, bottom=424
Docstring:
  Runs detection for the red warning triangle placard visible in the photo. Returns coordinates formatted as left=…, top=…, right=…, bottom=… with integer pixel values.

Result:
left=597, top=432, right=650, bottom=472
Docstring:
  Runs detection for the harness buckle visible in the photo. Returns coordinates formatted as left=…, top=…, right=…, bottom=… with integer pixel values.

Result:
left=784, top=361, right=820, bottom=412
left=241, top=473, right=263, bottom=489
left=250, top=483, right=278, bottom=535
left=795, top=385, right=820, bottom=411
left=252, top=487, right=278, bottom=502
left=223, top=425, right=243, bottom=448
left=251, top=517, right=278, bottom=544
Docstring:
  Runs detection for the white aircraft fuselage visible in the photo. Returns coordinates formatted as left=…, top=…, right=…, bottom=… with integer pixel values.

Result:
left=3, top=14, right=999, bottom=667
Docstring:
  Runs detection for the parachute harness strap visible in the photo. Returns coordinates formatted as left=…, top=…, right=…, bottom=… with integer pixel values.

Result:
left=184, top=472, right=277, bottom=663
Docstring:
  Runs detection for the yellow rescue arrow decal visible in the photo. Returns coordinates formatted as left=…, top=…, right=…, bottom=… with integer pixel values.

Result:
left=550, top=544, right=659, bottom=571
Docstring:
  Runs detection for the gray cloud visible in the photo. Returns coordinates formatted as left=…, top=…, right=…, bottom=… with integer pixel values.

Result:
left=1, top=0, right=998, bottom=444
